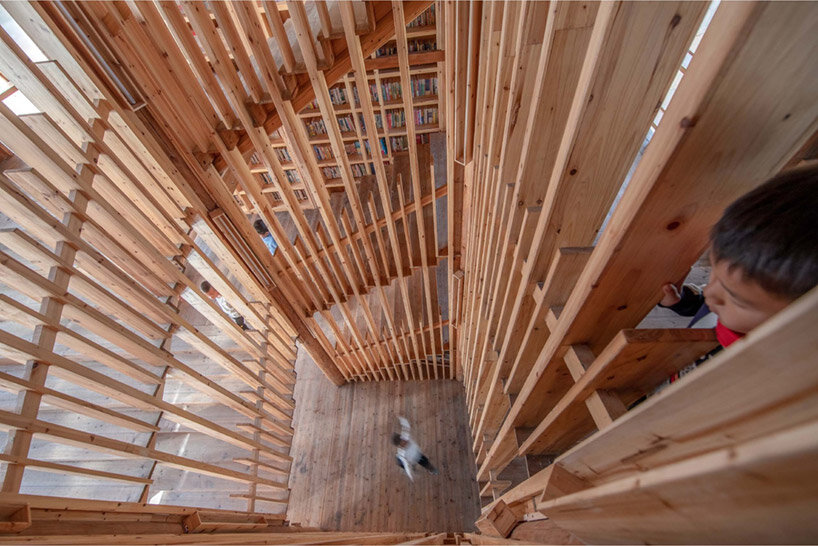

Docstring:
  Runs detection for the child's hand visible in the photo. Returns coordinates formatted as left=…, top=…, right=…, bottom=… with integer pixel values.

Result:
left=660, top=283, right=682, bottom=306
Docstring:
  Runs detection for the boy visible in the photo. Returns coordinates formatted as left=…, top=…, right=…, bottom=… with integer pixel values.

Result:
left=254, top=219, right=278, bottom=256
left=392, top=416, right=438, bottom=481
left=660, top=164, right=818, bottom=348
left=200, top=281, right=249, bottom=331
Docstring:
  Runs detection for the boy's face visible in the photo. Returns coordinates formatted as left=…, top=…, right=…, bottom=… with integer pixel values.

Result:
left=703, top=252, right=793, bottom=334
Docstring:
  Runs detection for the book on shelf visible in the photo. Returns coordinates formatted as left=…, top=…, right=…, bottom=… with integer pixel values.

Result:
left=408, top=4, right=435, bottom=28
left=313, top=144, right=334, bottom=161
left=390, top=135, right=408, bottom=152
left=337, top=115, right=355, bottom=133
left=391, top=134, right=431, bottom=151
left=345, top=141, right=371, bottom=157
left=411, top=76, right=438, bottom=98
left=381, top=80, right=402, bottom=102
left=260, top=171, right=274, bottom=185
left=357, top=112, right=383, bottom=131
left=274, top=148, right=291, bottom=162
left=351, top=163, right=369, bottom=178
left=294, top=189, right=308, bottom=201
left=386, top=109, right=406, bottom=129
left=285, top=169, right=299, bottom=183
left=415, top=106, right=438, bottom=126
left=407, top=38, right=437, bottom=53
left=329, top=86, right=348, bottom=106
left=375, top=44, right=398, bottom=57
left=322, top=166, right=341, bottom=179
left=272, top=191, right=281, bottom=201
left=305, top=118, right=327, bottom=137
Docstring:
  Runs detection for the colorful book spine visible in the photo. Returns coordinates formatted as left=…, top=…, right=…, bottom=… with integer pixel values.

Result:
left=313, top=145, right=334, bottom=161
left=305, top=118, right=327, bottom=137
left=322, top=166, right=341, bottom=179
left=337, top=115, right=356, bottom=133
left=274, top=148, right=291, bottom=162
left=411, top=76, right=438, bottom=98
left=408, top=4, right=435, bottom=28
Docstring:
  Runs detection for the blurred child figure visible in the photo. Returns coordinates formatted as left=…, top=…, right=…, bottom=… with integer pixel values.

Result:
left=392, top=416, right=438, bottom=481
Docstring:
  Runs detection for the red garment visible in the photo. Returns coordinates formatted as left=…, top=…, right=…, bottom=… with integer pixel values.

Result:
left=716, top=321, right=744, bottom=347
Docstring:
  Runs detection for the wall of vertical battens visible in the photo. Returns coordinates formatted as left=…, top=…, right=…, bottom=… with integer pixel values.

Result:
left=0, top=0, right=298, bottom=520
left=447, top=1, right=818, bottom=542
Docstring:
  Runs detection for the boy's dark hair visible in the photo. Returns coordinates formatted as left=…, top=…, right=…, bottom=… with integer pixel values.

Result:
left=391, top=433, right=402, bottom=446
left=711, top=164, right=818, bottom=300
left=253, top=219, right=268, bottom=235
left=200, top=281, right=212, bottom=293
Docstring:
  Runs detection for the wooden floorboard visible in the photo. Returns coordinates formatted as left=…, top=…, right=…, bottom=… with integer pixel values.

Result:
left=287, top=346, right=480, bottom=532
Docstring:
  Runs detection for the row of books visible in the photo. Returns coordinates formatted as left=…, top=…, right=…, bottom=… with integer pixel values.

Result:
left=328, top=88, right=347, bottom=106
left=323, top=163, right=376, bottom=180
left=385, top=109, right=405, bottom=129
left=266, top=188, right=308, bottom=201
left=305, top=78, right=437, bottom=111
left=285, top=170, right=298, bottom=183
left=352, top=163, right=373, bottom=177
left=345, top=138, right=389, bottom=157
left=337, top=115, right=355, bottom=133
left=408, top=39, right=437, bottom=53
left=415, top=107, right=438, bottom=126
left=390, top=133, right=431, bottom=151
left=408, top=4, right=435, bottom=28
left=345, top=141, right=371, bottom=157
left=410, top=77, right=438, bottom=98
left=322, top=166, right=341, bottom=179
left=376, top=38, right=437, bottom=58
left=274, top=148, right=291, bottom=162
left=379, top=77, right=439, bottom=102
left=357, top=112, right=384, bottom=132
left=305, top=118, right=327, bottom=137
left=313, top=144, right=334, bottom=161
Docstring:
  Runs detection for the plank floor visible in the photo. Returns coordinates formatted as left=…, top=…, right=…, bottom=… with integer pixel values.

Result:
left=286, top=347, right=480, bottom=532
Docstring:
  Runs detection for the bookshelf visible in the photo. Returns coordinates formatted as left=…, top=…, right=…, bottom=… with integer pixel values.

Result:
left=295, top=65, right=439, bottom=187
left=235, top=5, right=441, bottom=212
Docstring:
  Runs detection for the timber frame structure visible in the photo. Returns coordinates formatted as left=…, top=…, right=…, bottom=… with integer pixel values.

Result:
left=0, top=0, right=816, bottom=544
